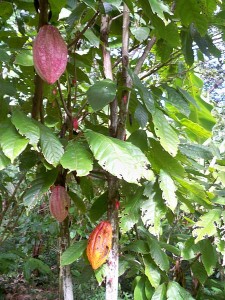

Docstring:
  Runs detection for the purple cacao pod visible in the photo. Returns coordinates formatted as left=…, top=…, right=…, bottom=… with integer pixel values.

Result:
left=49, top=186, right=70, bottom=222
left=33, top=25, right=68, bottom=84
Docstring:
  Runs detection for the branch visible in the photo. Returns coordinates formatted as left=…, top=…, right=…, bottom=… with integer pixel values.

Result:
left=134, top=36, right=157, bottom=74
left=140, top=51, right=181, bottom=80
left=68, top=11, right=100, bottom=49
left=116, top=4, right=131, bottom=140
left=57, top=80, right=73, bottom=119
left=100, top=14, right=118, bottom=137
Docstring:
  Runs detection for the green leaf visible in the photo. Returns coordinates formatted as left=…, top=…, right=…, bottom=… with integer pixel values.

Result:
left=89, top=192, right=108, bottom=222
left=148, top=238, right=170, bottom=271
left=199, top=239, right=217, bottom=276
left=0, top=79, right=17, bottom=96
left=148, top=138, right=184, bottom=177
left=191, top=261, right=208, bottom=285
left=151, top=283, right=167, bottom=300
left=0, top=2, right=13, bottom=19
left=127, top=130, right=149, bottom=153
left=180, top=118, right=212, bottom=140
left=148, top=0, right=170, bottom=21
left=68, top=191, right=86, bottom=213
left=125, top=240, right=150, bottom=254
left=87, top=80, right=117, bottom=111
left=192, top=209, right=222, bottom=243
left=23, top=169, right=58, bottom=209
left=24, top=258, right=51, bottom=281
left=0, top=150, right=11, bottom=170
left=60, top=140, right=93, bottom=176
left=66, top=3, right=87, bottom=27
left=134, top=103, right=149, bottom=128
left=152, top=109, right=179, bottom=157
left=14, top=50, right=33, bottom=66
left=163, top=85, right=190, bottom=117
left=179, top=143, right=213, bottom=160
left=84, top=130, right=154, bottom=184
left=180, top=30, right=194, bottom=66
left=120, top=186, right=145, bottom=233
left=11, top=109, right=40, bottom=148
left=143, top=256, right=161, bottom=288
left=39, top=124, right=64, bottom=167
left=61, top=240, right=87, bottom=266
left=84, top=29, right=99, bottom=47
left=0, top=120, right=29, bottom=163
left=159, top=170, right=177, bottom=212
left=167, top=281, right=195, bottom=300
left=134, top=276, right=148, bottom=300
left=181, top=237, right=198, bottom=260
left=130, top=27, right=150, bottom=42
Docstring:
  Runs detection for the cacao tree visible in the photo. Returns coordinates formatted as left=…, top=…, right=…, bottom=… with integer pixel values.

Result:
left=1, top=0, right=225, bottom=299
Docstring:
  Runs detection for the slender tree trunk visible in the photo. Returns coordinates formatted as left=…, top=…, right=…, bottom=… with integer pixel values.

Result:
left=59, top=216, right=74, bottom=299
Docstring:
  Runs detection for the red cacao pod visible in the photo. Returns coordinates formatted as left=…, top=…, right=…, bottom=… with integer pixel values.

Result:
left=86, top=221, right=112, bottom=270
left=33, top=25, right=68, bottom=84
left=49, top=186, right=70, bottom=222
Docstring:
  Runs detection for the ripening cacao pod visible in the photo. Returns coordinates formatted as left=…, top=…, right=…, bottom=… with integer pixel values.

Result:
left=49, top=186, right=70, bottom=222
left=86, top=221, right=112, bottom=270
left=33, top=25, right=68, bottom=84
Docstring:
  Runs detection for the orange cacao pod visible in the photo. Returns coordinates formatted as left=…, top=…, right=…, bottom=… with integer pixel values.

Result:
left=33, top=25, right=68, bottom=84
left=49, top=186, right=70, bottom=222
left=86, top=221, right=112, bottom=270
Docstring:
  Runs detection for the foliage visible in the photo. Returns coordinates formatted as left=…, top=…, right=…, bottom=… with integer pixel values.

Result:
left=1, top=0, right=225, bottom=299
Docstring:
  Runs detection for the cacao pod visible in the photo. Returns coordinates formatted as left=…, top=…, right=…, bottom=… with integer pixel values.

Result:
left=33, top=25, right=68, bottom=84
left=49, top=186, right=70, bottom=222
left=86, top=221, right=112, bottom=270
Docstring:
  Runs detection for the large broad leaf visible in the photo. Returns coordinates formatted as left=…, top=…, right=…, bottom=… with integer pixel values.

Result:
left=87, top=79, right=117, bottom=111
left=14, top=50, right=33, bottom=66
left=84, top=130, right=154, bottom=184
left=151, top=283, right=167, bottom=300
left=0, top=150, right=10, bottom=170
left=68, top=191, right=86, bottom=213
left=148, top=138, right=184, bottom=177
left=180, top=30, right=194, bottom=66
left=120, top=187, right=145, bottom=233
left=148, top=0, right=171, bottom=21
left=61, top=240, right=87, bottom=266
left=191, top=261, right=208, bottom=285
left=152, top=109, right=179, bottom=157
left=11, top=109, right=40, bottom=148
left=167, top=281, right=195, bottom=300
left=0, top=2, right=13, bottom=20
left=146, top=237, right=169, bottom=271
left=192, top=209, right=222, bottom=243
left=134, top=276, right=148, bottom=300
left=179, top=143, right=213, bottom=160
left=89, top=192, right=108, bottom=222
left=39, top=124, right=64, bottom=167
left=0, top=120, right=29, bottom=163
left=199, top=239, right=217, bottom=276
left=159, top=170, right=177, bottom=212
left=180, top=118, right=211, bottom=140
left=143, top=256, right=161, bottom=288
left=130, top=27, right=150, bottom=42
left=23, top=168, right=58, bottom=209
left=60, top=140, right=93, bottom=176
left=0, top=79, right=16, bottom=96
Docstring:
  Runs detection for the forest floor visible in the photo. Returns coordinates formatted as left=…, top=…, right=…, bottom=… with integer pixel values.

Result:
left=0, top=276, right=59, bottom=300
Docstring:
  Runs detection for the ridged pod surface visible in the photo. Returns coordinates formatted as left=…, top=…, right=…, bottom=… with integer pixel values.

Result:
left=86, top=221, right=112, bottom=270
left=49, top=186, right=70, bottom=222
left=33, top=25, right=68, bottom=84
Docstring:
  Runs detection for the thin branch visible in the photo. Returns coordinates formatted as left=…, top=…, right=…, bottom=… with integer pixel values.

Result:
left=112, top=43, right=140, bottom=69
left=100, top=14, right=118, bottom=137
left=68, top=11, right=100, bottom=49
left=140, top=51, right=181, bottom=80
left=116, top=4, right=131, bottom=140
left=134, top=36, right=157, bottom=74
left=57, top=80, right=73, bottom=119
